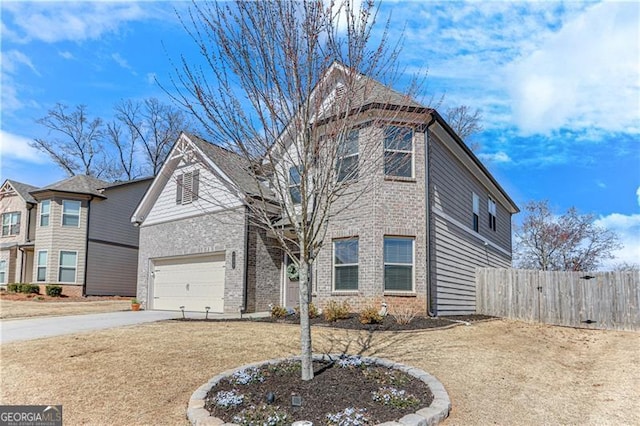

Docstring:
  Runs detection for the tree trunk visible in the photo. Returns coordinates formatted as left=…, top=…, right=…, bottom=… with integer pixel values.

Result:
left=298, top=259, right=314, bottom=380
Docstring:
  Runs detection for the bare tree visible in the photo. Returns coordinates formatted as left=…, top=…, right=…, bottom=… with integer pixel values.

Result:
left=446, top=105, right=482, bottom=150
left=32, top=103, right=105, bottom=177
left=514, top=200, right=622, bottom=271
left=171, top=0, right=424, bottom=380
left=33, top=99, right=190, bottom=181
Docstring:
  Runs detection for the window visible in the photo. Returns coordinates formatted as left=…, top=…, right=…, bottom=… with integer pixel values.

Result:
left=37, top=251, right=48, bottom=282
left=176, top=170, right=200, bottom=205
left=488, top=198, right=497, bottom=231
left=62, top=200, right=81, bottom=227
left=384, top=237, right=414, bottom=292
left=334, top=238, right=359, bottom=291
left=40, top=200, right=51, bottom=227
left=0, top=260, right=6, bottom=284
left=289, top=166, right=301, bottom=204
left=1, top=212, right=20, bottom=236
left=472, top=193, right=480, bottom=232
left=58, top=251, right=77, bottom=283
left=384, top=126, right=414, bottom=177
left=336, top=130, right=359, bottom=182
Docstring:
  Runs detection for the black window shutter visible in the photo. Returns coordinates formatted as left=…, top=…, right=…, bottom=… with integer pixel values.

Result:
left=176, top=174, right=183, bottom=204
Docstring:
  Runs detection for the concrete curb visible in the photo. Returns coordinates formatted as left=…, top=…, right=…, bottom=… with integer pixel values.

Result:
left=188, top=354, right=451, bottom=426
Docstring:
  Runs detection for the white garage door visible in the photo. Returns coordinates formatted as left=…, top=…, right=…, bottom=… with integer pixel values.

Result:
left=152, top=254, right=225, bottom=312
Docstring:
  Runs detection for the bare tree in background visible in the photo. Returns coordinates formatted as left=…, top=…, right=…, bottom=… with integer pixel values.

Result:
left=33, top=103, right=106, bottom=178
left=32, top=99, right=189, bottom=181
left=171, top=0, right=425, bottom=380
left=514, top=200, right=622, bottom=271
left=446, top=105, right=482, bottom=150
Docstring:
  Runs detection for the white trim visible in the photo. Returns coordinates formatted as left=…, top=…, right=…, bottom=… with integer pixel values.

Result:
left=58, top=250, right=78, bottom=284
left=61, top=200, right=81, bottom=228
left=383, top=236, right=415, bottom=293
left=36, top=250, right=48, bottom=282
left=432, top=206, right=511, bottom=257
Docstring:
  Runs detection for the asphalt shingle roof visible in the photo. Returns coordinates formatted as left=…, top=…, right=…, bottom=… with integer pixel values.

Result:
left=6, top=180, right=38, bottom=204
left=31, top=175, right=110, bottom=198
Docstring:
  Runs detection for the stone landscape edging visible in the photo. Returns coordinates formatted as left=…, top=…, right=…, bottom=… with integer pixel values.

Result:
left=187, top=354, right=451, bottom=426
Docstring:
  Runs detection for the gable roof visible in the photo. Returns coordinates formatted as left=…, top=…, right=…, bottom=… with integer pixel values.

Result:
left=30, top=175, right=109, bottom=199
left=2, top=179, right=38, bottom=204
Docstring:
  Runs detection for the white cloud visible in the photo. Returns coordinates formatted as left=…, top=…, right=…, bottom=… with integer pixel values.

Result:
left=507, top=2, right=640, bottom=135
left=58, top=51, right=74, bottom=60
left=1, top=2, right=149, bottom=43
left=595, top=213, right=640, bottom=269
left=637, top=186, right=640, bottom=207
left=112, top=53, right=136, bottom=75
left=0, top=130, right=50, bottom=165
left=2, top=49, right=39, bottom=75
left=477, top=151, right=512, bottom=164
left=146, top=72, right=157, bottom=85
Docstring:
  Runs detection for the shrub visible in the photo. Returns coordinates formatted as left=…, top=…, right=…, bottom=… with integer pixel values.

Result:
left=391, top=305, right=419, bottom=325
left=270, top=305, right=288, bottom=319
left=46, top=285, right=63, bottom=297
left=294, top=302, right=319, bottom=319
left=323, top=300, right=351, bottom=322
left=7, top=283, right=20, bottom=293
left=359, top=305, right=384, bottom=325
left=20, top=284, right=40, bottom=294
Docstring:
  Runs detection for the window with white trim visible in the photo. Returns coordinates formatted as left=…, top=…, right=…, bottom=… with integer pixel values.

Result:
left=62, top=200, right=81, bottom=227
left=37, top=251, right=48, bottom=282
left=40, top=200, right=51, bottom=227
left=472, top=193, right=480, bottom=232
left=1, top=212, right=21, bottom=236
left=488, top=198, right=497, bottom=231
left=333, top=238, right=359, bottom=291
left=336, top=130, right=359, bottom=182
left=0, top=260, right=6, bottom=284
left=384, top=236, right=414, bottom=292
left=176, top=170, right=200, bottom=205
left=289, top=166, right=301, bottom=205
left=58, top=251, right=77, bottom=283
left=384, top=126, right=414, bottom=178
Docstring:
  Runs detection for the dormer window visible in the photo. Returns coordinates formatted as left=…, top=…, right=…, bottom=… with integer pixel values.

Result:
left=1, top=212, right=21, bottom=236
left=176, top=170, right=200, bottom=205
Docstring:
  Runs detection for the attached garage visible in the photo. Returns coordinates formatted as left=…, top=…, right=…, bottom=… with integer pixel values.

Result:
left=151, top=254, right=225, bottom=312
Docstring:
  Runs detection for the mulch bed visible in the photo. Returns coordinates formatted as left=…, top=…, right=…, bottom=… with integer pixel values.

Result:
left=178, top=313, right=494, bottom=332
left=205, top=359, right=433, bottom=425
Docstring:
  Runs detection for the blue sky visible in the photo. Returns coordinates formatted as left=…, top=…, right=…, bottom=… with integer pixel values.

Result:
left=1, top=1, right=638, bottom=267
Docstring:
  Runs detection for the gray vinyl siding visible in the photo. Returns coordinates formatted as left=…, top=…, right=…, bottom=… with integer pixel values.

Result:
left=430, top=132, right=511, bottom=251
left=429, top=131, right=513, bottom=314
left=85, top=242, right=138, bottom=296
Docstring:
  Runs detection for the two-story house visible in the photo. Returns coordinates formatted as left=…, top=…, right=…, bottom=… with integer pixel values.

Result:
left=0, top=175, right=152, bottom=296
left=132, top=65, right=518, bottom=315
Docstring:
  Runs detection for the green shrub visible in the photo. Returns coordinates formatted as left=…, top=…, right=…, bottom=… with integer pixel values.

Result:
left=359, top=305, right=384, bottom=324
left=20, top=284, right=40, bottom=294
left=7, top=283, right=20, bottom=293
left=270, top=305, right=288, bottom=319
left=294, top=302, right=319, bottom=319
left=323, top=300, right=351, bottom=322
left=46, top=285, right=63, bottom=297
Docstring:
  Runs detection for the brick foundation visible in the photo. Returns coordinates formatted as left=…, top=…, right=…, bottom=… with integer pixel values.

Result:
left=37, top=284, right=84, bottom=298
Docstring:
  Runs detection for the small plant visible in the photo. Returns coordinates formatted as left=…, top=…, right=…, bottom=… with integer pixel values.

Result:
left=131, top=298, right=140, bottom=304
left=326, top=407, right=370, bottom=426
left=270, top=305, right=288, bottom=319
left=266, top=360, right=301, bottom=376
left=232, top=404, right=290, bottom=426
left=362, top=368, right=409, bottom=386
left=7, top=283, right=20, bottom=293
left=391, top=305, right=419, bottom=325
left=213, top=390, right=244, bottom=408
left=337, top=355, right=370, bottom=369
left=294, top=302, right=319, bottom=318
left=46, top=285, right=63, bottom=297
left=20, top=284, right=40, bottom=294
left=371, top=386, right=419, bottom=408
left=231, top=367, right=265, bottom=385
left=323, top=300, right=351, bottom=322
left=358, top=305, right=384, bottom=325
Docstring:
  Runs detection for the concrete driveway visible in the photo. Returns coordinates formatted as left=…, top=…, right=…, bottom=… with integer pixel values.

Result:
left=0, top=310, right=179, bottom=344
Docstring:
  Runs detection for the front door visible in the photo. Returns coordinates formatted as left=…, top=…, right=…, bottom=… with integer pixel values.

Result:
left=285, top=254, right=299, bottom=308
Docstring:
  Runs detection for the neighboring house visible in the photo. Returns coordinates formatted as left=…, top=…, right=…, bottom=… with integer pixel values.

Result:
left=133, top=65, right=518, bottom=315
left=0, top=175, right=152, bottom=297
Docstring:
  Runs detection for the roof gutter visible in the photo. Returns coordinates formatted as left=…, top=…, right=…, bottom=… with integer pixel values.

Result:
left=425, top=114, right=437, bottom=317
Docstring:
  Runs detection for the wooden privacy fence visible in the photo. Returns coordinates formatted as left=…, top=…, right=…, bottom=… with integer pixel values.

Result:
left=476, top=268, right=640, bottom=331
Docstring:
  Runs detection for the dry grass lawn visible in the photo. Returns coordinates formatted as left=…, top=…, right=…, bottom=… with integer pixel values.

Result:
left=0, top=299, right=131, bottom=320
left=0, top=319, right=638, bottom=425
